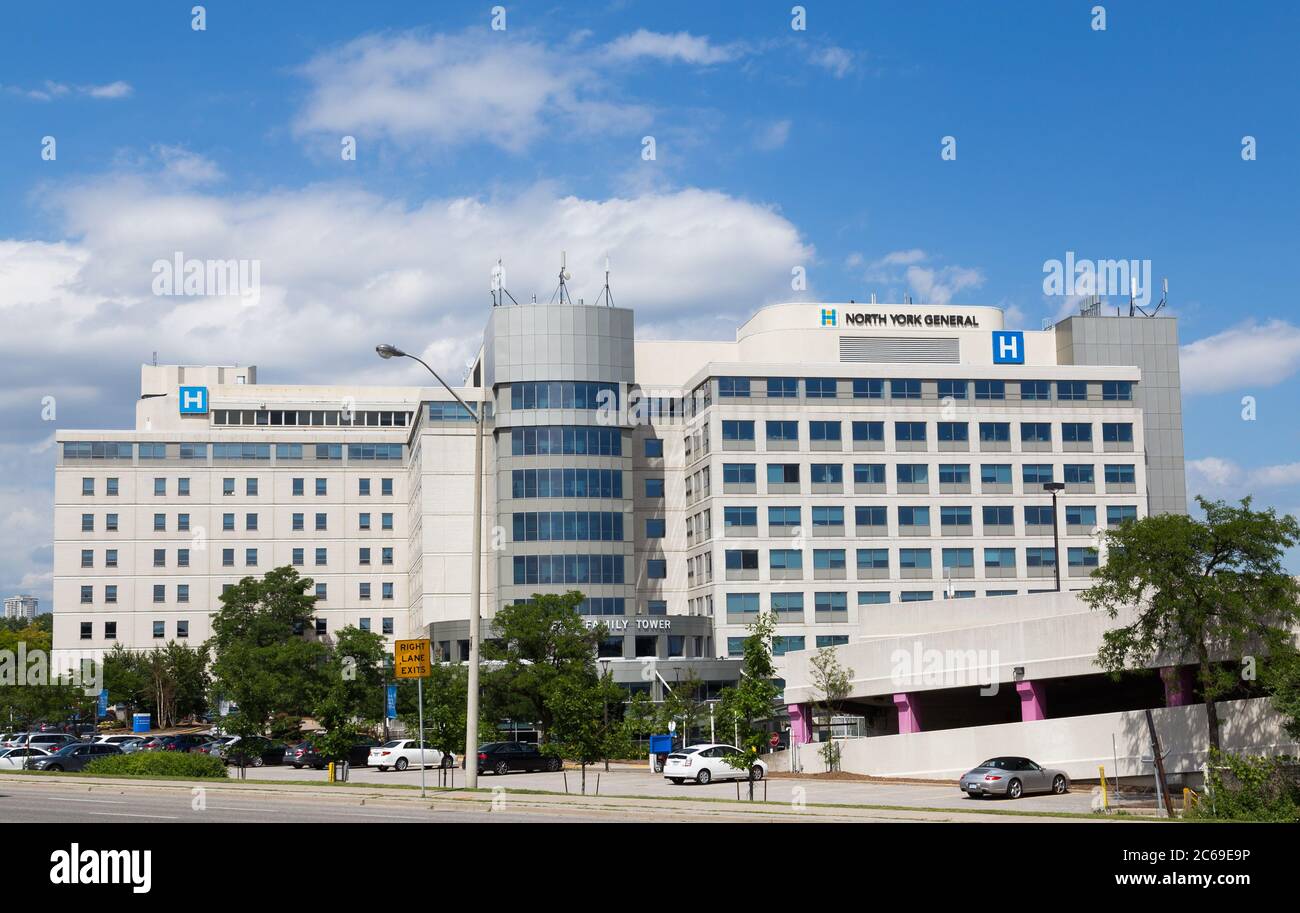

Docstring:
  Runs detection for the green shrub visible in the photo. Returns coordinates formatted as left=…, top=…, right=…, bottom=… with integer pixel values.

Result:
left=85, top=751, right=229, bottom=779
left=1189, top=751, right=1300, bottom=822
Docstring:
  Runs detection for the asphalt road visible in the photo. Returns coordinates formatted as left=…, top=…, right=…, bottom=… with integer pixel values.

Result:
left=243, top=762, right=1100, bottom=814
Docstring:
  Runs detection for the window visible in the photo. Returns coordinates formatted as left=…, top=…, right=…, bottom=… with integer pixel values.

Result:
left=106, top=513, right=118, bottom=531
left=316, top=619, right=328, bottom=636
left=852, top=421, right=884, bottom=442
left=153, top=513, right=166, bottom=532
left=292, top=478, right=304, bottom=496
left=105, top=549, right=117, bottom=568
left=855, top=505, right=886, bottom=529
left=222, top=513, right=235, bottom=531
left=106, top=477, right=119, bottom=495
left=854, top=464, right=886, bottom=485
left=315, top=478, right=327, bottom=496
left=223, top=478, right=235, bottom=496
left=899, top=506, right=930, bottom=528
left=1103, top=423, right=1134, bottom=443
left=766, top=377, right=798, bottom=398
left=974, top=380, right=1006, bottom=400
left=360, top=582, right=372, bottom=600
left=105, top=622, right=116, bottom=640
left=359, top=478, right=371, bottom=496
left=1068, top=547, right=1099, bottom=568
left=81, top=514, right=94, bottom=532
left=81, top=549, right=93, bottom=568
left=245, top=548, right=258, bottom=566
left=153, top=548, right=166, bottom=568
left=724, top=506, right=757, bottom=530
left=1102, top=381, right=1133, bottom=401
left=1107, top=505, right=1138, bottom=527
left=768, top=506, right=801, bottom=529
left=644, top=438, right=663, bottom=457
left=382, top=478, right=394, bottom=496
left=246, top=478, right=258, bottom=496
left=80, top=586, right=93, bottom=604
left=812, top=506, right=844, bottom=527
left=1064, top=464, right=1095, bottom=484
left=315, top=513, right=328, bottom=531
left=1023, top=464, right=1054, bottom=485
left=981, top=464, right=1012, bottom=485
left=937, top=422, right=968, bottom=442
left=1057, top=381, right=1088, bottom=401
left=512, top=555, right=627, bottom=585
left=939, top=463, right=970, bottom=484
left=105, top=585, right=117, bottom=603
left=292, top=548, right=304, bottom=567
left=840, top=379, right=882, bottom=402
left=726, top=593, right=760, bottom=620
left=1020, top=380, right=1051, bottom=401
left=316, top=583, right=328, bottom=600
left=978, top=422, right=1011, bottom=444
left=899, top=548, right=932, bottom=570
left=511, top=426, right=621, bottom=456
left=766, top=420, right=798, bottom=443
left=1026, top=547, right=1057, bottom=567
left=178, top=548, right=190, bottom=567
left=178, top=478, right=189, bottom=496
left=510, top=380, right=620, bottom=409
left=1062, top=422, right=1092, bottom=443
left=292, top=513, right=305, bottom=531
left=382, top=582, right=394, bottom=600
left=723, top=463, right=755, bottom=485
left=1024, top=505, right=1055, bottom=526
left=942, top=548, right=974, bottom=570
left=810, top=421, right=841, bottom=442
left=896, top=464, right=928, bottom=485
left=382, top=618, right=394, bottom=635
left=722, top=420, right=755, bottom=441
left=222, top=548, right=234, bottom=567
left=771, top=592, right=804, bottom=621
left=891, top=379, right=921, bottom=399
left=646, top=518, right=666, bottom=538
left=154, top=477, right=166, bottom=496
left=359, top=513, right=371, bottom=531
left=810, top=464, right=842, bottom=484
left=382, top=547, right=394, bottom=565
left=1105, top=464, right=1136, bottom=484
left=938, top=379, right=968, bottom=400
left=1021, top=423, right=1052, bottom=443
left=769, top=549, right=802, bottom=571
left=805, top=377, right=837, bottom=398
left=767, top=464, right=799, bottom=485
left=895, top=421, right=927, bottom=442
left=382, top=513, right=393, bottom=530
left=359, top=618, right=371, bottom=633
left=245, top=513, right=258, bottom=531
left=315, top=547, right=328, bottom=566
left=772, top=636, right=806, bottom=656
left=985, top=548, right=1016, bottom=569
left=857, top=548, right=888, bottom=569
left=815, top=591, right=848, bottom=619
left=941, top=505, right=972, bottom=527
left=153, top=621, right=165, bottom=639
left=645, top=478, right=665, bottom=498
left=718, top=377, right=751, bottom=398
left=177, top=585, right=189, bottom=604
left=983, top=506, right=1014, bottom=526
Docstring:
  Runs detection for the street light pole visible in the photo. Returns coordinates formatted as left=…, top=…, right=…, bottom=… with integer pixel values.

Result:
left=1043, top=482, right=1066, bottom=592
left=376, top=344, right=484, bottom=789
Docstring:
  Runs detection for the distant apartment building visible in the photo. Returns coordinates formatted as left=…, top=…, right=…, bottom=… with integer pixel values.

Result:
left=4, top=595, right=39, bottom=620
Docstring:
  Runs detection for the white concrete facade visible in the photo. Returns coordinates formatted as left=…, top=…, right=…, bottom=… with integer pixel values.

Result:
left=51, top=301, right=1181, bottom=673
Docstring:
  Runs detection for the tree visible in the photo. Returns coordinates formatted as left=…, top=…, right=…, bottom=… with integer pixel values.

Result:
left=547, top=668, right=625, bottom=793
left=482, top=591, right=605, bottom=739
left=809, top=646, right=854, bottom=772
left=1081, top=496, right=1300, bottom=751
left=658, top=670, right=707, bottom=745
left=311, top=625, right=387, bottom=765
left=715, top=611, right=781, bottom=788
left=205, top=567, right=326, bottom=741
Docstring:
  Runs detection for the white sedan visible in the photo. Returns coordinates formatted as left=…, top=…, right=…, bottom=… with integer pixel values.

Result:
left=368, top=740, right=455, bottom=772
left=0, top=747, right=50, bottom=769
left=663, top=744, right=767, bottom=785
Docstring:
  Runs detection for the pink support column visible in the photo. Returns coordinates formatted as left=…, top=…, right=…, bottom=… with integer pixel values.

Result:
left=1161, top=666, right=1196, bottom=707
left=893, top=693, right=922, bottom=734
left=1016, top=680, right=1047, bottom=721
left=787, top=704, right=812, bottom=744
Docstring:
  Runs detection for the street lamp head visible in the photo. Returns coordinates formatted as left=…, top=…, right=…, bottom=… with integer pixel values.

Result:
left=375, top=344, right=406, bottom=360
left=1043, top=482, right=1066, bottom=493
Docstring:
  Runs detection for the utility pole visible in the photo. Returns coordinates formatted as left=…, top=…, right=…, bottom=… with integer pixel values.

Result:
left=1145, top=709, right=1175, bottom=817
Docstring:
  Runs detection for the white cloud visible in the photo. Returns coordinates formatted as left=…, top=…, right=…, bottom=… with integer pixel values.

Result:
left=293, top=30, right=649, bottom=152
left=754, top=119, right=791, bottom=151
left=809, top=46, right=857, bottom=78
left=3, top=80, right=132, bottom=101
left=859, top=249, right=984, bottom=304
left=155, top=145, right=224, bottom=185
left=1187, top=457, right=1300, bottom=495
left=1180, top=320, right=1300, bottom=395
left=603, top=30, right=743, bottom=65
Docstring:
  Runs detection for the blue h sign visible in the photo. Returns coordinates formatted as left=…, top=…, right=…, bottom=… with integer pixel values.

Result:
left=992, top=331, right=1024, bottom=365
left=820, top=308, right=837, bottom=327
left=178, top=386, right=209, bottom=414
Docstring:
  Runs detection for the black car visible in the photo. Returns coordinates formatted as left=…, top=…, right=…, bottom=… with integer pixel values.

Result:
left=141, top=734, right=209, bottom=753
left=220, top=736, right=287, bottom=767
left=285, top=740, right=378, bottom=769
left=29, top=742, right=122, bottom=772
left=468, top=742, right=562, bottom=775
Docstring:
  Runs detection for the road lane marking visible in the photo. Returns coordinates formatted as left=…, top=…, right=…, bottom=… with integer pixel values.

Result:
left=88, top=812, right=180, bottom=819
left=49, top=797, right=127, bottom=805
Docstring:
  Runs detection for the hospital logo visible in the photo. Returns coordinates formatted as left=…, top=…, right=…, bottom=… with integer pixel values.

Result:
left=178, top=386, right=209, bottom=414
left=820, top=308, right=837, bottom=327
left=992, top=331, right=1024, bottom=365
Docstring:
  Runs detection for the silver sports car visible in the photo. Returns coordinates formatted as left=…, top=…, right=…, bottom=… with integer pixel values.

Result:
left=959, top=756, right=1070, bottom=799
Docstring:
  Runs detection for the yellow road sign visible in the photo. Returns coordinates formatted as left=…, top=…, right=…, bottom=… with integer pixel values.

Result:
left=394, top=639, right=431, bottom=679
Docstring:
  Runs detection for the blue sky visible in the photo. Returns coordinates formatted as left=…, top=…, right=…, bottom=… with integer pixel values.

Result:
left=3, top=0, right=1300, bottom=606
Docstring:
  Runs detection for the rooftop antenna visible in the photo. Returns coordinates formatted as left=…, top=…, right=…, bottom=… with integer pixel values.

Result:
left=490, top=258, right=520, bottom=307
left=595, top=255, right=615, bottom=307
left=550, top=251, right=573, bottom=305
left=870, top=292, right=877, bottom=304
left=1130, top=275, right=1168, bottom=318
left=1128, top=276, right=1137, bottom=317
left=152, top=351, right=157, bottom=366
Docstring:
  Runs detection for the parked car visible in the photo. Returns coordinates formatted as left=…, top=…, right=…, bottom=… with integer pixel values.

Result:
left=0, top=747, right=50, bottom=769
left=663, top=744, right=767, bottom=785
left=369, top=739, right=455, bottom=772
left=211, top=736, right=286, bottom=767
left=138, top=734, right=209, bottom=753
left=192, top=735, right=235, bottom=757
left=959, top=756, right=1070, bottom=799
left=93, top=735, right=145, bottom=750
left=286, top=740, right=379, bottom=770
left=467, top=742, right=562, bottom=776
left=28, top=742, right=123, bottom=772
left=14, top=733, right=80, bottom=753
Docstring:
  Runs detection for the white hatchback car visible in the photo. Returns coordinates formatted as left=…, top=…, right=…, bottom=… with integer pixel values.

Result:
left=368, top=740, right=455, bottom=772
left=0, top=747, right=50, bottom=769
left=664, top=744, right=767, bottom=785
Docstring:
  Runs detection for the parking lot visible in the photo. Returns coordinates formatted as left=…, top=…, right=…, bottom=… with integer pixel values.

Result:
left=236, top=761, right=1098, bottom=814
